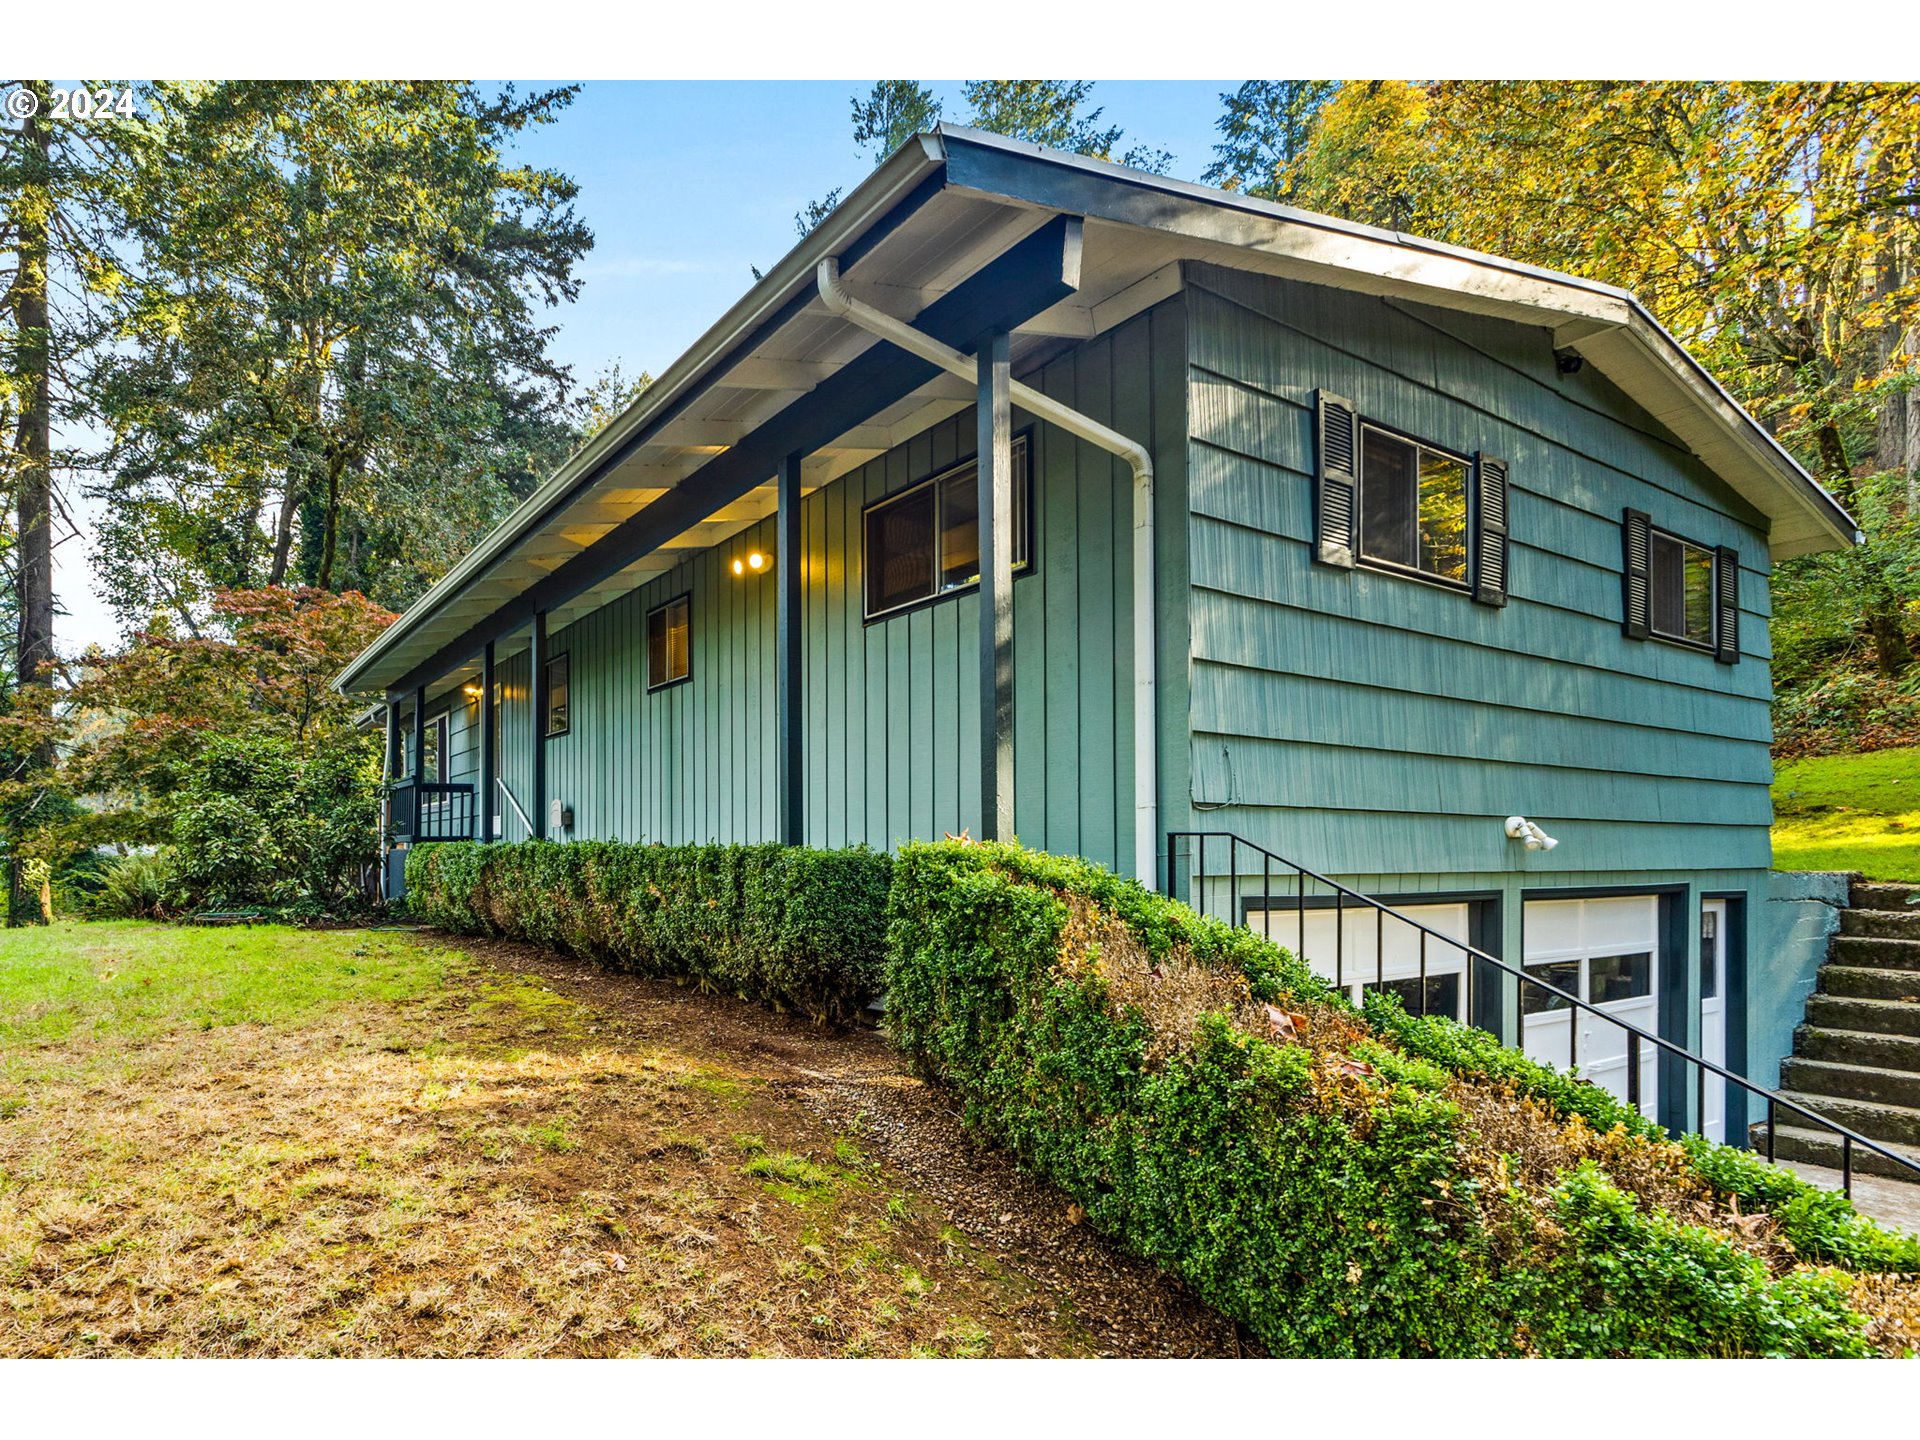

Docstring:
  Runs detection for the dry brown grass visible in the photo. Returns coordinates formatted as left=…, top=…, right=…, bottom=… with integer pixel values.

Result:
left=0, top=928, right=1102, bottom=1358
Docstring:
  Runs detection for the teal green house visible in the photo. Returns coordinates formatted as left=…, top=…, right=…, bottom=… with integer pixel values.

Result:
left=338, top=128, right=1859, bottom=1155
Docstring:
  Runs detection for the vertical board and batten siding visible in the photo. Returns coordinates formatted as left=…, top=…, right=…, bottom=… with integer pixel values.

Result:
left=1180, top=262, right=1776, bottom=884
left=483, top=298, right=1186, bottom=872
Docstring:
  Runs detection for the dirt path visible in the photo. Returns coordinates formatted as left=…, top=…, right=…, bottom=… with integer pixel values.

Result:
left=451, top=932, right=1245, bottom=1358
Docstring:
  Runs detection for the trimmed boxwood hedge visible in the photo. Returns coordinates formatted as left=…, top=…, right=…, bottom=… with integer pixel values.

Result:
left=406, top=839, right=891, bottom=1024
left=885, top=839, right=1907, bottom=1358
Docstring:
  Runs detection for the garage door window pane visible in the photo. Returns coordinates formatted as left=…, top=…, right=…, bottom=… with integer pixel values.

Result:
left=1590, top=951, right=1652, bottom=1004
left=1370, top=973, right=1461, bottom=1021
left=1523, top=960, right=1581, bottom=1014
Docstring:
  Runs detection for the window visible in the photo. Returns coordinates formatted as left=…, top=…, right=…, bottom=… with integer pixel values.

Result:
left=1588, top=951, right=1653, bottom=1004
left=1358, top=425, right=1471, bottom=586
left=491, top=681, right=503, bottom=827
left=1650, top=530, right=1714, bottom=647
left=1316, top=393, right=1506, bottom=604
left=418, top=713, right=448, bottom=782
left=1623, top=510, right=1737, bottom=661
left=1522, top=959, right=1581, bottom=1015
left=1369, top=973, right=1461, bottom=1021
left=647, top=594, right=691, bottom=690
left=544, top=654, right=570, bottom=736
left=1700, top=908, right=1719, bottom=1001
left=864, top=437, right=1032, bottom=620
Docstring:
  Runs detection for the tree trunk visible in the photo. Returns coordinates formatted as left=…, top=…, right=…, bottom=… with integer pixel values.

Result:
left=1821, top=418, right=1914, bottom=677
left=267, top=429, right=309, bottom=587
left=12, top=81, right=54, bottom=697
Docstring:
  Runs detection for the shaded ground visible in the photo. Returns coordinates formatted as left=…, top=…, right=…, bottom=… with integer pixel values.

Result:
left=1774, top=746, right=1920, bottom=881
left=0, top=922, right=1236, bottom=1358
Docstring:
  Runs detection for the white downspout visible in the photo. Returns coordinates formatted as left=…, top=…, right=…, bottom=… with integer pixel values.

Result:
left=817, top=257, right=1160, bottom=888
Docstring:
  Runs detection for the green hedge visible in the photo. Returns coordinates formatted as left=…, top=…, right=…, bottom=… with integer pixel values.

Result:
left=885, top=840, right=1889, bottom=1357
left=406, top=839, right=891, bottom=1024
left=1366, top=996, right=1920, bottom=1274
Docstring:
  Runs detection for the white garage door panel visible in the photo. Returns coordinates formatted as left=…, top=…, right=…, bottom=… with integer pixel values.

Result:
left=1253, top=902, right=1474, bottom=1022
left=1523, top=896, right=1661, bottom=1119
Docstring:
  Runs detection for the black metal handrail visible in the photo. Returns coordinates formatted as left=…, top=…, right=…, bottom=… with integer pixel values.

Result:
left=1166, top=830, right=1920, bottom=1195
left=389, top=779, right=476, bottom=843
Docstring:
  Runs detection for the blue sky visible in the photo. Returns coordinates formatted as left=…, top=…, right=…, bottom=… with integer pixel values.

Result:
left=513, top=81, right=1234, bottom=385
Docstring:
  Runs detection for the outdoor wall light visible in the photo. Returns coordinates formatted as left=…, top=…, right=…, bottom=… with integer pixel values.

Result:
left=462, top=682, right=483, bottom=700
left=1505, top=816, right=1560, bottom=852
left=731, top=550, right=770, bottom=578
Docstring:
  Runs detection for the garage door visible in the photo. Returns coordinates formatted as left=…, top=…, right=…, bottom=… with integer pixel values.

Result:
left=1254, top=902, right=1474, bottom=1023
left=1523, top=896, right=1660, bottom=1117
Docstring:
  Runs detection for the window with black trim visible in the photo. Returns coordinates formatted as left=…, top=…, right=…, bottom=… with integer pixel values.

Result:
left=1649, top=529, right=1714, bottom=648
left=647, top=594, right=691, bottom=690
left=1358, top=425, right=1471, bottom=587
left=864, top=436, right=1032, bottom=620
left=419, top=713, right=449, bottom=781
left=1622, top=508, right=1737, bottom=661
left=1314, top=393, right=1506, bottom=605
left=544, top=654, right=570, bottom=736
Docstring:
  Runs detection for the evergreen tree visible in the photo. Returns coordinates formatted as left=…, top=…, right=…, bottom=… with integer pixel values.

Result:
left=1203, top=80, right=1335, bottom=199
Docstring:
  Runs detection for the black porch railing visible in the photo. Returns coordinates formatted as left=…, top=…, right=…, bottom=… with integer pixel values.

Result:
left=1166, top=830, right=1920, bottom=1195
left=389, top=779, right=476, bottom=843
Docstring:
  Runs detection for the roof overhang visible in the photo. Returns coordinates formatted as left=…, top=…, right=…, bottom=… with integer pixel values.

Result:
left=337, top=126, right=1857, bottom=697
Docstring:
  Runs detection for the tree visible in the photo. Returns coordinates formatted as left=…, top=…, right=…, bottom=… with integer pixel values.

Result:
left=1, top=79, right=145, bottom=920
left=1293, top=82, right=1920, bottom=681
left=91, top=81, right=594, bottom=628
left=61, top=585, right=395, bottom=835
left=851, top=80, right=942, bottom=162
left=962, top=81, right=1172, bottom=173
left=796, top=79, right=1173, bottom=238
left=1203, top=81, right=1335, bottom=200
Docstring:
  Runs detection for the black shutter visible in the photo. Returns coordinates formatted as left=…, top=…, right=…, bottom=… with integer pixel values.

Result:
left=1714, top=546, right=1741, bottom=664
left=1622, top=508, right=1652, bottom=640
left=1315, top=390, right=1359, bottom=568
left=1473, top=453, right=1510, bottom=608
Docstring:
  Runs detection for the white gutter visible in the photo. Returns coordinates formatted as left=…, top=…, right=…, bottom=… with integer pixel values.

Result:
left=817, top=257, right=1161, bottom=888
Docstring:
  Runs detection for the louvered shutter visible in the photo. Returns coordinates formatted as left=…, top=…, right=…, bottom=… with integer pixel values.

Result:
left=1714, top=546, right=1741, bottom=664
left=1473, top=453, right=1510, bottom=608
left=1315, top=390, right=1359, bottom=569
left=1621, top=509, right=1652, bottom=640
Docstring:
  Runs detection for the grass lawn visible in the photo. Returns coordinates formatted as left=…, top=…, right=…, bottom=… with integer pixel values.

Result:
left=1773, top=745, right=1920, bottom=882
left=0, top=922, right=1150, bottom=1358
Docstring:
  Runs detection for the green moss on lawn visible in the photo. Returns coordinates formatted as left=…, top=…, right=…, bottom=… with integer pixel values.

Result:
left=1773, top=746, right=1920, bottom=881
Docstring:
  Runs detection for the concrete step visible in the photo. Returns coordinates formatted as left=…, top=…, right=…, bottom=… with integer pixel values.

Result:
left=1747, top=1122, right=1920, bottom=1184
left=1795, top=1024, right=1920, bottom=1073
left=1765, top=1089, right=1920, bottom=1147
left=1840, top=908, right=1920, bottom=942
left=1779, top=1056, right=1920, bottom=1109
left=1820, top=966, right=1920, bottom=1003
left=1806, top=993, right=1920, bottom=1038
left=1852, top=881, right=1920, bottom=912
left=1832, top=933, right=1920, bottom=970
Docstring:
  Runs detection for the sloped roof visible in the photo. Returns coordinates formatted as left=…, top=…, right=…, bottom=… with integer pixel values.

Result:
left=338, top=125, right=1856, bottom=696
